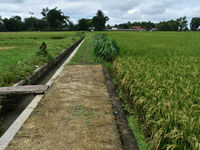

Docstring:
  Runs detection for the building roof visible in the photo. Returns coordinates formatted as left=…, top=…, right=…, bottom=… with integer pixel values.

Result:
left=131, top=26, right=143, bottom=30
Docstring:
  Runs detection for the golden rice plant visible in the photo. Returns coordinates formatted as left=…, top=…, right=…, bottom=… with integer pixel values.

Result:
left=113, top=56, right=200, bottom=149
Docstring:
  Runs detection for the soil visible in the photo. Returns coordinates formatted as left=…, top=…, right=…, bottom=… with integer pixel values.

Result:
left=0, top=47, right=15, bottom=50
left=5, top=65, right=122, bottom=150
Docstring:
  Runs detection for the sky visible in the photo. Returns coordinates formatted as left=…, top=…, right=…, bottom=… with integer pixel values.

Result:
left=0, top=0, right=200, bottom=25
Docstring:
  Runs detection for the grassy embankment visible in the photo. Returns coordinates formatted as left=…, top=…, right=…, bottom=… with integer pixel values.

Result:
left=71, top=31, right=200, bottom=150
left=0, top=32, right=82, bottom=87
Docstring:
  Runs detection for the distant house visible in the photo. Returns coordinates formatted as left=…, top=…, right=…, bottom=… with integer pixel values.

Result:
left=89, top=27, right=95, bottom=32
left=151, top=28, right=157, bottom=31
left=111, top=28, right=118, bottom=30
left=131, top=26, right=143, bottom=31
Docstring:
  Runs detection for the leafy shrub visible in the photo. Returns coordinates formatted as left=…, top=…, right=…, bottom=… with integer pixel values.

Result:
left=94, top=34, right=119, bottom=62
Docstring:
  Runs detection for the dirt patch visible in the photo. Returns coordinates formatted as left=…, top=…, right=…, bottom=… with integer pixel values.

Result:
left=6, top=65, right=122, bottom=150
left=0, top=47, right=15, bottom=50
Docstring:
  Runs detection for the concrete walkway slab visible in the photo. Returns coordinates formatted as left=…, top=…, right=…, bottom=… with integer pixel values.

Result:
left=5, top=65, right=122, bottom=150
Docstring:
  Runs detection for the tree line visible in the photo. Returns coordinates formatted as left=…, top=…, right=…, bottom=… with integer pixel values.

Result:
left=0, top=8, right=109, bottom=31
left=1, top=7, right=200, bottom=31
left=112, top=16, right=200, bottom=31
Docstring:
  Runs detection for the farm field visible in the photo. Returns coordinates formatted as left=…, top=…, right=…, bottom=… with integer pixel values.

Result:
left=0, top=32, right=81, bottom=87
left=1, top=31, right=200, bottom=149
left=71, top=31, right=200, bottom=149
left=109, top=31, right=200, bottom=150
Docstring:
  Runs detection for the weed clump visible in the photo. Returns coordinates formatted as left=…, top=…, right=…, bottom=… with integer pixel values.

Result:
left=94, top=34, right=120, bottom=62
left=36, top=42, right=53, bottom=61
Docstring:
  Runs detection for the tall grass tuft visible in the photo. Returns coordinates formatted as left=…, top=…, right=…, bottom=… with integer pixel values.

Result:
left=94, top=34, right=119, bottom=62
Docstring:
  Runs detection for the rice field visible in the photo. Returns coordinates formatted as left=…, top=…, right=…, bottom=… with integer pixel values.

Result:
left=1, top=31, right=199, bottom=149
left=107, top=31, right=200, bottom=149
left=0, top=32, right=81, bottom=86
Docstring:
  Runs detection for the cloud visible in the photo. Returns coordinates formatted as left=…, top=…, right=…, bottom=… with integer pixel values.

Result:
left=0, top=0, right=24, bottom=3
left=0, top=0, right=200, bottom=24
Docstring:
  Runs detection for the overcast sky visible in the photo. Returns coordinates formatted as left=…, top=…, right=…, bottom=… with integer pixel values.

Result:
left=0, top=0, right=200, bottom=25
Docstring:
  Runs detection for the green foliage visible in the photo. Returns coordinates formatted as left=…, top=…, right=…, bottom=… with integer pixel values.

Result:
left=115, top=21, right=155, bottom=30
left=24, top=17, right=48, bottom=31
left=42, top=7, right=70, bottom=30
left=94, top=34, right=119, bottom=62
left=190, top=17, right=200, bottom=31
left=128, top=116, right=152, bottom=150
left=92, top=10, right=109, bottom=31
left=156, top=20, right=179, bottom=31
left=77, top=18, right=92, bottom=31
left=37, top=42, right=47, bottom=56
left=176, top=16, right=188, bottom=31
left=3, top=16, right=23, bottom=31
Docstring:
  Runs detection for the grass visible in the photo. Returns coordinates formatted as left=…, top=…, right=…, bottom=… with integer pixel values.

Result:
left=0, top=32, right=81, bottom=86
left=69, top=33, right=112, bottom=70
left=128, top=116, right=152, bottom=150
left=73, top=102, right=101, bottom=127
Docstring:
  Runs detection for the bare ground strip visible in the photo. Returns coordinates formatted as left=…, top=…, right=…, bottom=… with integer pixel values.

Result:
left=5, top=65, right=122, bottom=150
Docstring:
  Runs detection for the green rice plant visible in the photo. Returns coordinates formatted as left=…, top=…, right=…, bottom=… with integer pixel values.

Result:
left=94, top=34, right=119, bottom=62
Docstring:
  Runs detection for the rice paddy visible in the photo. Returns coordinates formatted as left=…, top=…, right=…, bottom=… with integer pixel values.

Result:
left=108, top=31, right=200, bottom=149
left=1, top=31, right=200, bottom=149
left=0, top=32, right=81, bottom=86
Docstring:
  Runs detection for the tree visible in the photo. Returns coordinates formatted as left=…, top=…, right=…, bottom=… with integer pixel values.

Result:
left=67, top=21, right=75, bottom=31
left=168, top=20, right=179, bottom=31
left=156, top=21, right=171, bottom=31
left=156, top=19, right=179, bottom=31
left=41, top=7, right=69, bottom=30
left=41, top=7, right=49, bottom=20
left=92, top=10, right=109, bottom=31
left=36, top=19, right=48, bottom=31
left=106, top=24, right=111, bottom=29
left=117, top=23, right=129, bottom=29
left=176, top=16, right=188, bottom=31
left=0, top=16, right=6, bottom=31
left=3, top=16, right=23, bottom=31
left=77, top=18, right=90, bottom=31
left=24, top=17, right=38, bottom=31
left=143, top=21, right=155, bottom=31
left=190, top=17, right=200, bottom=31
left=24, top=17, right=48, bottom=31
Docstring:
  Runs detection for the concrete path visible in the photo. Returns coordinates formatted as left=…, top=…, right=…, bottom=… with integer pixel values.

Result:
left=5, top=65, right=122, bottom=150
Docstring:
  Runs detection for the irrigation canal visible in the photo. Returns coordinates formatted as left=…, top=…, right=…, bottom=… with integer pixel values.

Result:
left=3, top=65, right=123, bottom=150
